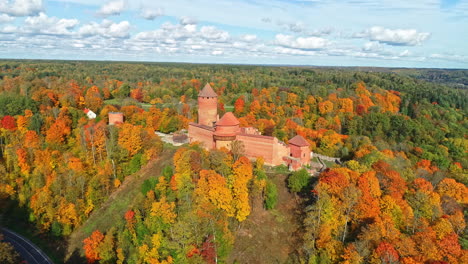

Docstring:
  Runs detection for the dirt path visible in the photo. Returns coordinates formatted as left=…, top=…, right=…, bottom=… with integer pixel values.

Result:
left=228, top=173, right=302, bottom=264
left=65, top=148, right=176, bottom=262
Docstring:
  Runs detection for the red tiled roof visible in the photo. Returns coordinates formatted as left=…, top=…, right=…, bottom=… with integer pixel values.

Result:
left=198, top=83, right=218, bottom=97
left=216, top=112, right=239, bottom=126
left=288, top=135, right=310, bottom=147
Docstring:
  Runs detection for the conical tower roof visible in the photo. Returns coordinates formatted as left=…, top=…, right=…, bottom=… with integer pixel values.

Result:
left=198, top=83, right=218, bottom=97
left=216, top=112, right=239, bottom=126
left=288, top=135, right=310, bottom=147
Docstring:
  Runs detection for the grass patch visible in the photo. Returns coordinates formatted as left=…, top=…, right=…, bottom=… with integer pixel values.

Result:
left=269, top=209, right=286, bottom=223
left=104, top=99, right=153, bottom=110
left=104, top=98, right=122, bottom=105
left=323, top=160, right=337, bottom=168
left=224, top=105, right=234, bottom=112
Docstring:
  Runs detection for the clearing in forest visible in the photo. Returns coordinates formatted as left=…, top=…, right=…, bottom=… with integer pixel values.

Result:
left=228, top=173, right=302, bottom=264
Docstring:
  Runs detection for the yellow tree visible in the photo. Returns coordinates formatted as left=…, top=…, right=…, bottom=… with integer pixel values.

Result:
left=150, top=196, right=177, bottom=225
left=231, top=156, right=253, bottom=222
left=195, top=170, right=233, bottom=215
left=118, top=123, right=142, bottom=156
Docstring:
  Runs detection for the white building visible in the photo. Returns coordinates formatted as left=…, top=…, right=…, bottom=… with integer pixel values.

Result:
left=84, top=109, right=97, bottom=119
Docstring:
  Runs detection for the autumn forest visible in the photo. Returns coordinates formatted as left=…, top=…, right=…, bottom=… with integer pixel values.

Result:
left=0, top=60, right=466, bottom=264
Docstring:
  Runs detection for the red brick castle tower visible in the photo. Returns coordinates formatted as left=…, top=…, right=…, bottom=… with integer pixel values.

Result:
left=198, top=83, right=218, bottom=127
left=288, top=135, right=311, bottom=170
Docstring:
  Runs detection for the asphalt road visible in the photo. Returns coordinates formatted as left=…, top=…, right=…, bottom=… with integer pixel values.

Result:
left=1, top=228, right=53, bottom=264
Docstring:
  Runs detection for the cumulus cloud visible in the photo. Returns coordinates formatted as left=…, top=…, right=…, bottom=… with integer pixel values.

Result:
left=23, top=12, right=79, bottom=35
left=241, top=34, right=257, bottom=42
left=274, top=47, right=317, bottom=56
left=0, top=14, right=14, bottom=23
left=78, top=20, right=131, bottom=38
left=140, top=8, right=163, bottom=20
left=200, top=26, right=230, bottom=42
left=357, top=26, right=430, bottom=46
left=0, top=25, right=18, bottom=33
left=212, top=50, right=223, bottom=55
left=275, top=34, right=329, bottom=50
left=180, top=16, right=197, bottom=25
left=135, top=22, right=199, bottom=42
left=0, top=0, right=43, bottom=17
left=362, top=41, right=383, bottom=52
left=0, top=12, right=78, bottom=35
left=97, top=0, right=126, bottom=17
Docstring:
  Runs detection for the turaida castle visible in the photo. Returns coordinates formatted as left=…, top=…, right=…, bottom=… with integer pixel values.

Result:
left=188, top=83, right=311, bottom=170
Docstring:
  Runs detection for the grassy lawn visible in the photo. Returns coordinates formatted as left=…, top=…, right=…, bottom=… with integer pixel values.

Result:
left=104, top=99, right=154, bottom=110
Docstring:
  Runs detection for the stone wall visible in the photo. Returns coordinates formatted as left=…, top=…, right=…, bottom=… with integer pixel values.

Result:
left=237, top=134, right=288, bottom=166
left=188, top=123, right=214, bottom=149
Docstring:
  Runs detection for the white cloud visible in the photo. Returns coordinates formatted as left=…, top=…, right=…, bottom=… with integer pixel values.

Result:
left=180, top=16, right=197, bottom=25
left=241, top=34, right=257, bottom=42
left=78, top=20, right=131, bottom=38
left=212, top=50, right=223, bottom=55
left=97, top=0, right=126, bottom=17
left=0, top=25, right=18, bottom=33
left=275, top=34, right=329, bottom=50
left=357, top=26, right=430, bottom=46
left=140, top=8, right=163, bottom=20
left=0, top=0, right=43, bottom=17
left=0, top=14, right=14, bottom=23
left=274, top=47, right=317, bottom=56
left=276, top=21, right=305, bottom=33
left=399, top=50, right=410, bottom=57
left=362, top=41, right=383, bottom=52
left=22, top=12, right=79, bottom=35
left=200, top=26, right=230, bottom=42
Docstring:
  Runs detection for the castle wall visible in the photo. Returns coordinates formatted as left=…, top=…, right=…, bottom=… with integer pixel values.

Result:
left=188, top=123, right=214, bottom=149
left=236, top=134, right=288, bottom=166
left=215, top=139, right=233, bottom=150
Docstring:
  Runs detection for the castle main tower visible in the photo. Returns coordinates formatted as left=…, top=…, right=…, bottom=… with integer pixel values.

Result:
left=198, top=83, right=218, bottom=127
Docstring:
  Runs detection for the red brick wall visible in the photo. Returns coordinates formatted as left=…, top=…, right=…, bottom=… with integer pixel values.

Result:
left=289, top=144, right=310, bottom=167
left=237, top=134, right=287, bottom=166
left=188, top=123, right=214, bottom=149
left=214, top=124, right=240, bottom=136
left=198, top=97, right=217, bottom=127
left=109, top=112, right=124, bottom=125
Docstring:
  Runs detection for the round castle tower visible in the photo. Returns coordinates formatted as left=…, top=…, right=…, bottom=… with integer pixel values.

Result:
left=198, top=83, right=218, bottom=127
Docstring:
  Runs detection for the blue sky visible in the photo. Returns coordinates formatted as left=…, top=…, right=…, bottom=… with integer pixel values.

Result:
left=0, top=0, right=467, bottom=68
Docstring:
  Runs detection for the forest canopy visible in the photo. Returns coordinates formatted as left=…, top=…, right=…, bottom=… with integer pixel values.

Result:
left=0, top=60, right=466, bottom=263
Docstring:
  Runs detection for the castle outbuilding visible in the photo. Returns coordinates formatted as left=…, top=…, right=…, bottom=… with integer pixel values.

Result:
left=188, top=83, right=310, bottom=170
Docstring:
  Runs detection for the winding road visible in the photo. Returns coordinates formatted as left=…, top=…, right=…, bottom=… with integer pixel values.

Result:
left=1, top=228, right=53, bottom=264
